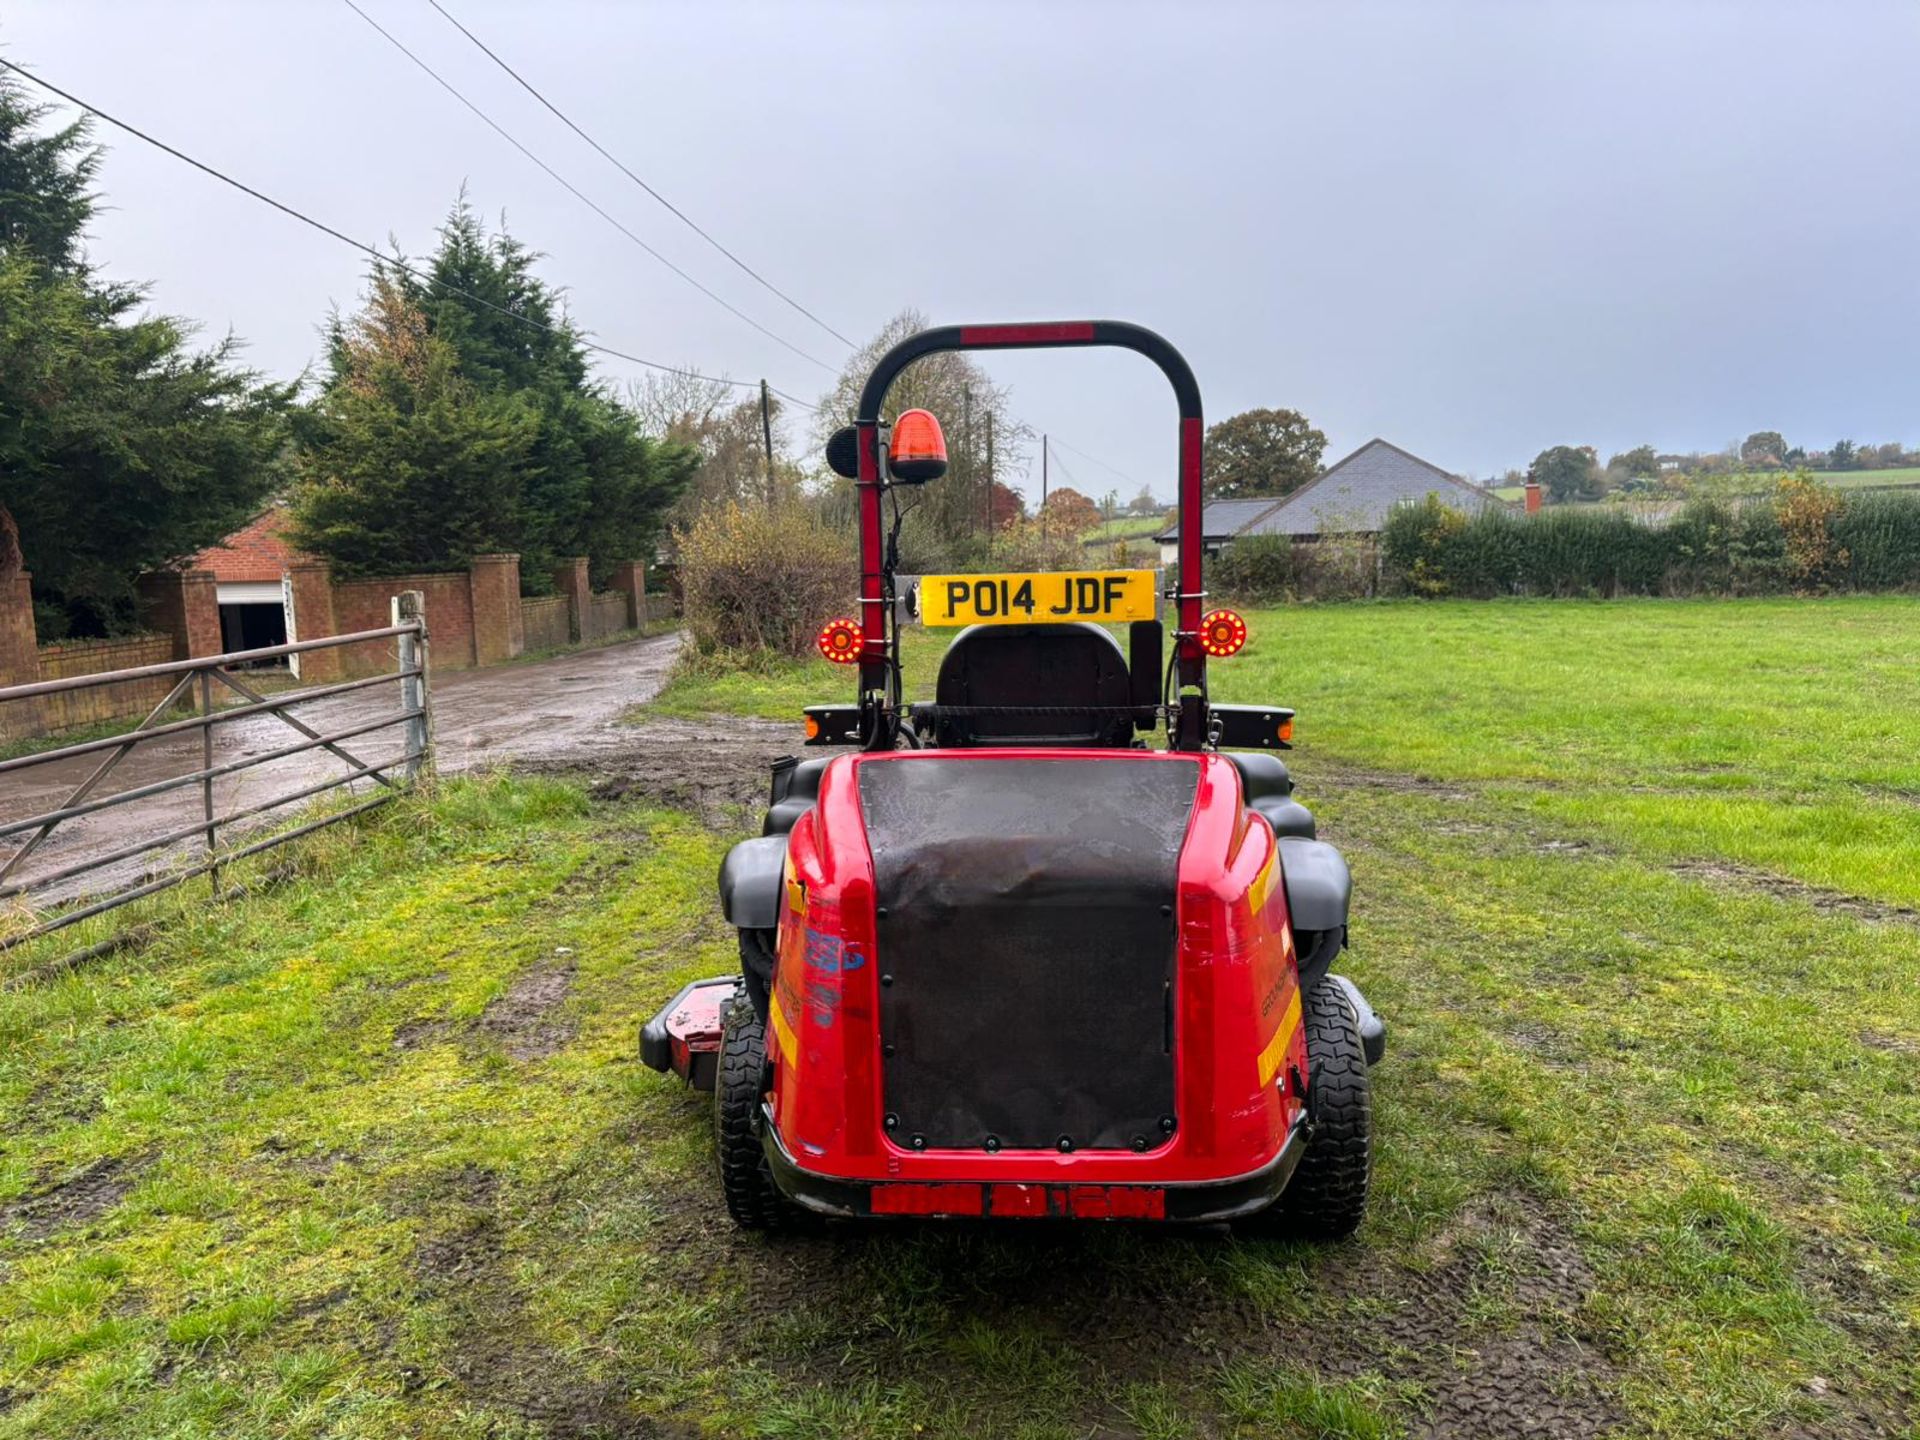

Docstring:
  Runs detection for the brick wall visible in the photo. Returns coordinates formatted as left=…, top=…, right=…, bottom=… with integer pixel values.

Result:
left=190, top=506, right=307, bottom=582
left=587, top=593, right=629, bottom=642
left=521, top=595, right=570, bottom=653
left=610, top=561, right=647, bottom=628
left=36, top=634, right=176, bottom=731
left=285, top=563, right=341, bottom=684
left=551, top=558, right=590, bottom=643
left=331, top=571, right=477, bottom=676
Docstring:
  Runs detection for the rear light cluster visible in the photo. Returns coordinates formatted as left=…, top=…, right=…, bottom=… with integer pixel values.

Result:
left=1199, top=608, right=1248, bottom=658
left=817, top=617, right=863, bottom=664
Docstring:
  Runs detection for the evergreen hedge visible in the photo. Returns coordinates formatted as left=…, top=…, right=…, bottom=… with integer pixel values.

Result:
left=1377, top=480, right=1920, bottom=599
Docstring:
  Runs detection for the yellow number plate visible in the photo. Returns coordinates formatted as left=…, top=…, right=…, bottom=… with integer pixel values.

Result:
left=918, top=570, right=1159, bottom=627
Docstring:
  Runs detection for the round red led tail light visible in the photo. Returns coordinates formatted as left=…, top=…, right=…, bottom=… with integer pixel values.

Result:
left=817, top=617, right=863, bottom=664
left=1199, top=608, right=1248, bottom=658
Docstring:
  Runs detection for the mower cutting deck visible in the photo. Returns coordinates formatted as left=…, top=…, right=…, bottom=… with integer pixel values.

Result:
left=642, top=320, right=1384, bottom=1235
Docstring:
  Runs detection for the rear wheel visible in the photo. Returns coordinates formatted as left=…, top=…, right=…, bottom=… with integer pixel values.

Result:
left=714, top=991, right=809, bottom=1232
left=1238, top=977, right=1372, bottom=1240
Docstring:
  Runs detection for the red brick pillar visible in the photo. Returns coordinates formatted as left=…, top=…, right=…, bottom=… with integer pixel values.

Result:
left=551, top=556, right=590, bottom=643
left=0, top=571, right=45, bottom=740
left=610, top=560, right=647, bottom=629
left=135, top=568, right=221, bottom=660
left=1524, top=481, right=1543, bottom=514
left=181, top=569, right=221, bottom=657
left=287, top=562, right=342, bottom=682
left=469, top=553, right=522, bottom=667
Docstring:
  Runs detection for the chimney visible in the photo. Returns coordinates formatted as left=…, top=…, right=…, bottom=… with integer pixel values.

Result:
left=1524, top=481, right=1542, bottom=514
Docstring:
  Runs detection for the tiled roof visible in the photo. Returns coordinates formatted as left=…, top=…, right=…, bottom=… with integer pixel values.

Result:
left=1153, top=497, right=1288, bottom=544
left=189, top=506, right=310, bottom=583
left=1241, top=439, right=1505, bottom=537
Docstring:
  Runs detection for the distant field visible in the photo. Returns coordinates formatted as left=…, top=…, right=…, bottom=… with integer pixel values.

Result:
left=1491, top=467, right=1920, bottom=505
left=1810, top=465, right=1920, bottom=489
left=1081, top=514, right=1168, bottom=543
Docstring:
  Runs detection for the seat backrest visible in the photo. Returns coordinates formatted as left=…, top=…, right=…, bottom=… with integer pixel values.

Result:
left=930, top=622, right=1133, bottom=748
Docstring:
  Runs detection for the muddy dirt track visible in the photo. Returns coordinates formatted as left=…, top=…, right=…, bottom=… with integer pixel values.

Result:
left=2, top=631, right=689, bottom=906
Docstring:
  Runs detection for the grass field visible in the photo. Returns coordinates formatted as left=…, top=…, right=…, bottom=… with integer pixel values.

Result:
left=4, top=597, right=1919, bottom=1437
left=1081, top=515, right=1169, bottom=543
left=1491, top=468, right=1920, bottom=503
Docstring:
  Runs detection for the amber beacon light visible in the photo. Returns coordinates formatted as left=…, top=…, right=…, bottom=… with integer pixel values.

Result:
left=887, top=409, right=949, bottom=483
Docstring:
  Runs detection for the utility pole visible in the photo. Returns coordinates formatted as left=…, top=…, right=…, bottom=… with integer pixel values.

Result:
left=963, top=384, right=974, bottom=540
left=1041, top=432, right=1049, bottom=547
left=759, top=378, right=776, bottom=506
left=984, top=413, right=995, bottom=558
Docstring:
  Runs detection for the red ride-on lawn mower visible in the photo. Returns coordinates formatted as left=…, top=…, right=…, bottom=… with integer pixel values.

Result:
left=642, top=321, right=1384, bottom=1234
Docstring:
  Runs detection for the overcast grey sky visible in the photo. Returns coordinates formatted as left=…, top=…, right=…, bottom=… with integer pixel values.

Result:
left=7, top=1, right=1917, bottom=497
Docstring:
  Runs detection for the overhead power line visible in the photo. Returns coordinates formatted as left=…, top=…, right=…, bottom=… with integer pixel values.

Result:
left=1048, top=436, right=1148, bottom=493
left=338, top=0, right=835, bottom=373
left=422, top=0, right=856, bottom=351
left=0, top=57, right=817, bottom=411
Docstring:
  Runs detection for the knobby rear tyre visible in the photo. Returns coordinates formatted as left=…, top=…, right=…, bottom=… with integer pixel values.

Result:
left=1238, top=976, right=1372, bottom=1240
left=714, top=991, right=810, bottom=1232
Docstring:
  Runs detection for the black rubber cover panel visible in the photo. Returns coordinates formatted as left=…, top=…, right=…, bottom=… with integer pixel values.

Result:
left=859, top=756, right=1198, bottom=1150
left=1276, top=837, right=1349, bottom=933
left=719, top=835, right=787, bottom=930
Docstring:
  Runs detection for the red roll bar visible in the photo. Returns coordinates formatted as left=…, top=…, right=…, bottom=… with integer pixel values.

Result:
left=854, top=320, right=1207, bottom=747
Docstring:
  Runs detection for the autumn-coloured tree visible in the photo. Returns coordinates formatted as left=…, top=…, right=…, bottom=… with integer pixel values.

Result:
left=987, top=481, right=1025, bottom=532
left=1038, top=487, right=1101, bottom=538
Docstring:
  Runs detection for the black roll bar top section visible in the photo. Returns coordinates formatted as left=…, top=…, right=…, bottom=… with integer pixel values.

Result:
left=855, top=321, right=1201, bottom=422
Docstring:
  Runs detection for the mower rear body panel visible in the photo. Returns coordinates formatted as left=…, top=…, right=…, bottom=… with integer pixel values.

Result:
left=761, top=749, right=1310, bottom=1215
left=858, top=755, right=1192, bottom=1152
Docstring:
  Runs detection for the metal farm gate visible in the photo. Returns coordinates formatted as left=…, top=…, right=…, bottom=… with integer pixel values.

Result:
left=0, top=593, right=431, bottom=966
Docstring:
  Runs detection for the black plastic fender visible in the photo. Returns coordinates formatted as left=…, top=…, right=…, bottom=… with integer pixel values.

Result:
left=1252, top=796, right=1316, bottom=839
left=764, top=755, right=831, bottom=836
left=719, top=835, right=787, bottom=930
left=1277, top=837, right=1350, bottom=934
left=1225, top=751, right=1293, bottom=800
left=1329, top=973, right=1387, bottom=1066
left=1227, top=753, right=1316, bottom=839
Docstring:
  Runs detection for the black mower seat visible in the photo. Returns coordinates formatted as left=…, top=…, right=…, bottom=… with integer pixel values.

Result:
left=927, top=622, right=1133, bottom=748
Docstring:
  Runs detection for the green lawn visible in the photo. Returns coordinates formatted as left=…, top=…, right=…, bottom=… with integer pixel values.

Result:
left=5, top=597, right=1920, bottom=1437
left=666, top=596, right=1920, bottom=905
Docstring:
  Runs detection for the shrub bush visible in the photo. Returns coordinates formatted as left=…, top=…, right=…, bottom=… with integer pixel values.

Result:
left=1378, top=478, right=1920, bottom=601
left=1211, top=534, right=1300, bottom=604
left=676, top=501, right=854, bottom=656
left=1381, top=496, right=1465, bottom=595
left=1834, top=490, right=1920, bottom=591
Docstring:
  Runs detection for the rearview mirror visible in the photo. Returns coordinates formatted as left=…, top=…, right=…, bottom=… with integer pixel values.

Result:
left=825, top=425, right=859, bottom=479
